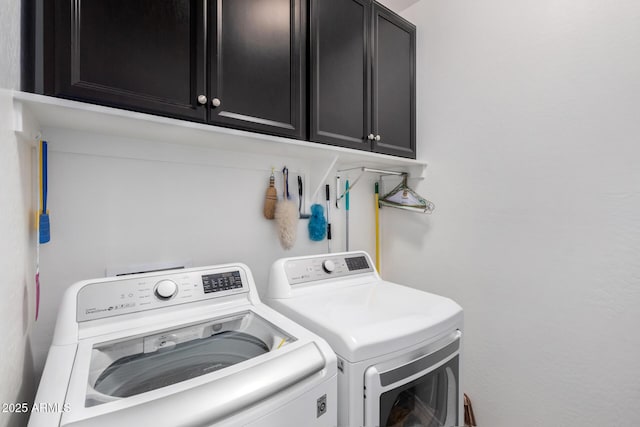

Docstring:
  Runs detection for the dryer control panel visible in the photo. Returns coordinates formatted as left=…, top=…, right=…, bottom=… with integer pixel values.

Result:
left=285, top=253, right=374, bottom=285
left=76, top=266, right=249, bottom=322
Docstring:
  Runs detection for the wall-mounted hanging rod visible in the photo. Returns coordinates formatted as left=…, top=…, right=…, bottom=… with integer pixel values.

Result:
left=339, top=167, right=406, bottom=176
left=335, top=167, right=435, bottom=214
left=335, top=167, right=407, bottom=206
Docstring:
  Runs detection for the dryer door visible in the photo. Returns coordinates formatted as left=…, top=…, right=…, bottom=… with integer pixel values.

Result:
left=364, top=331, right=461, bottom=427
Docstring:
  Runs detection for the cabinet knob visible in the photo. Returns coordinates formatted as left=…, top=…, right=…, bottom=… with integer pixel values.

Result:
left=211, top=98, right=221, bottom=108
left=367, top=134, right=375, bottom=141
left=197, top=95, right=207, bottom=105
left=375, top=135, right=381, bottom=141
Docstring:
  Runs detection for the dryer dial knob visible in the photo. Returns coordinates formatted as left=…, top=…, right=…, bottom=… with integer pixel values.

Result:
left=322, top=260, right=336, bottom=273
left=155, top=280, right=178, bottom=300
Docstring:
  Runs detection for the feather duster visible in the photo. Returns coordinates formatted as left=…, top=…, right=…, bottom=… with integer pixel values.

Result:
left=275, top=167, right=299, bottom=249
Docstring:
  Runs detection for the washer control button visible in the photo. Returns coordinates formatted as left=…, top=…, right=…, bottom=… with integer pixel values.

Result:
left=154, top=280, right=178, bottom=300
left=322, top=260, right=336, bottom=273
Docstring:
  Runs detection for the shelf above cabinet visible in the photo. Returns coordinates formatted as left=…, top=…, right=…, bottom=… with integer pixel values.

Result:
left=13, top=91, right=426, bottom=174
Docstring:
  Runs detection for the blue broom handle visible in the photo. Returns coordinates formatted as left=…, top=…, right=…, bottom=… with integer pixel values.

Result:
left=43, top=141, right=48, bottom=212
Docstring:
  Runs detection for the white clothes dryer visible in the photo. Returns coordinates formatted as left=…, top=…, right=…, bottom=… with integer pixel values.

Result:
left=30, top=263, right=337, bottom=427
left=266, top=251, right=463, bottom=427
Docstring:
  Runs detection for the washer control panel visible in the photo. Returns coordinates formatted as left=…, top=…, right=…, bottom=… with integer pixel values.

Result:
left=202, top=271, right=243, bottom=293
left=285, top=253, right=374, bottom=285
left=76, top=266, right=249, bottom=322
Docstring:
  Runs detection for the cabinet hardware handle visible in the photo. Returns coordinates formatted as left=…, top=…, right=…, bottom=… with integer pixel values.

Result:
left=375, top=135, right=381, bottom=141
left=197, top=95, right=207, bottom=105
left=367, top=134, right=375, bottom=141
left=212, top=98, right=221, bottom=107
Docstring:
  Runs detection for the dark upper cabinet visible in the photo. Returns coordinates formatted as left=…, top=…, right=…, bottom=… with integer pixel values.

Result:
left=42, top=0, right=305, bottom=138
left=209, top=0, right=306, bottom=139
left=309, top=0, right=371, bottom=151
left=372, top=4, right=416, bottom=158
left=310, top=0, right=416, bottom=158
left=37, top=0, right=413, bottom=156
left=48, top=0, right=207, bottom=122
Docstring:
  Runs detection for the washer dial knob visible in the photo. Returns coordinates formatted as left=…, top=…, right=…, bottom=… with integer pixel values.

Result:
left=322, top=260, right=336, bottom=273
left=154, top=280, right=178, bottom=300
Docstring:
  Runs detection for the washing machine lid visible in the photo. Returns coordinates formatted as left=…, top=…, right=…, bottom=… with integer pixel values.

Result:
left=270, top=280, right=463, bottom=362
left=60, top=308, right=331, bottom=426
left=84, top=311, right=296, bottom=407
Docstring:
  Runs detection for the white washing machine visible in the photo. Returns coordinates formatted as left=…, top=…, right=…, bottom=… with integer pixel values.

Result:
left=30, top=263, right=337, bottom=427
left=266, top=251, right=463, bottom=427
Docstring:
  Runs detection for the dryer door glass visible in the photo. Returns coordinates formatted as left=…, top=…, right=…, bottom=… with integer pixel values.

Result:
left=380, top=356, right=459, bottom=427
left=85, top=311, right=295, bottom=407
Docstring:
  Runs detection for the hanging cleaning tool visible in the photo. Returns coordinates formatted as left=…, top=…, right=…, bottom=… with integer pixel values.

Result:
left=297, top=176, right=310, bottom=219
left=374, top=182, right=381, bottom=272
left=35, top=139, right=51, bottom=321
left=275, top=167, right=299, bottom=249
left=345, top=179, right=350, bottom=251
left=326, top=184, right=332, bottom=252
left=263, top=168, right=278, bottom=219
left=308, top=204, right=326, bottom=241
left=308, top=179, right=326, bottom=241
left=39, top=140, right=51, bottom=244
left=35, top=140, right=46, bottom=321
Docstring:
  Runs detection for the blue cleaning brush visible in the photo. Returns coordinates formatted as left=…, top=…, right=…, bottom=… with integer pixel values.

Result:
left=39, top=141, right=50, bottom=244
left=308, top=204, right=327, bottom=241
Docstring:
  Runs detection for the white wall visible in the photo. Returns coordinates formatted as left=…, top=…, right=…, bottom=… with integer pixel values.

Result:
left=29, top=127, right=382, bottom=375
left=0, top=93, right=36, bottom=427
left=386, top=1, right=640, bottom=426
left=0, top=1, right=37, bottom=427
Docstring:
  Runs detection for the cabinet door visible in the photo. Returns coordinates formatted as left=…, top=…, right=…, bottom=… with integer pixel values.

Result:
left=209, top=0, right=305, bottom=139
left=52, top=0, right=206, bottom=122
left=372, top=4, right=416, bottom=158
left=309, top=0, right=371, bottom=150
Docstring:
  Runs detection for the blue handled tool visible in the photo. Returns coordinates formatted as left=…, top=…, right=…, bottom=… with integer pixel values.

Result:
left=39, top=141, right=50, bottom=244
left=345, top=179, right=350, bottom=251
